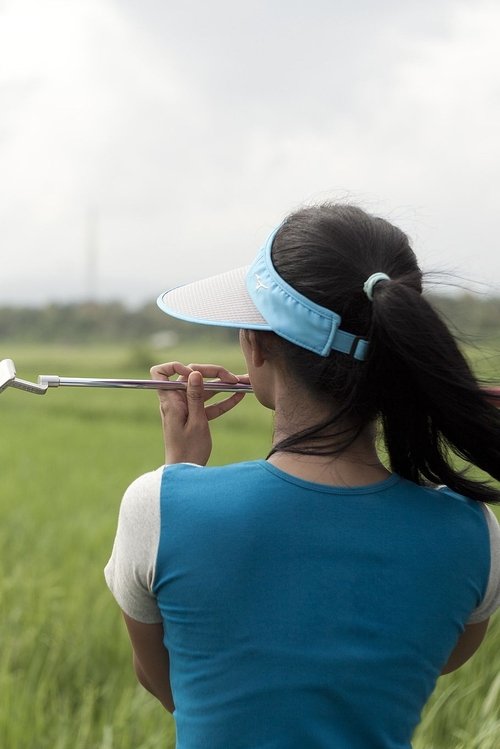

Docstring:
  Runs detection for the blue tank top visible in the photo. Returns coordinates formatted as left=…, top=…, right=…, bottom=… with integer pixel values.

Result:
left=152, top=461, right=490, bottom=748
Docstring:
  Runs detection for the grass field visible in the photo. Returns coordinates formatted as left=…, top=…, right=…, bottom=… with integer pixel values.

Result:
left=0, top=342, right=499, bottom=748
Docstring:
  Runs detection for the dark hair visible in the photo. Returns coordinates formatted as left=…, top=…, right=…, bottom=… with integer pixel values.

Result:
left=266, top=203, right=500, bottom=503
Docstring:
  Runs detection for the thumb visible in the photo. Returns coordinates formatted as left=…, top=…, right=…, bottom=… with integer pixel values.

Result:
left=186, top=370, right=206, bottom=420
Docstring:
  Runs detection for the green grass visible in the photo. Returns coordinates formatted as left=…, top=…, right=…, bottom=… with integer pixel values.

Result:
left=0, top=342, right=499, bottom=748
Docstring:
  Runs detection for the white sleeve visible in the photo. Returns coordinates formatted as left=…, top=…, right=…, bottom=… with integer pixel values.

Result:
left=467, top=504, right=500, bottom=624
left=104, top=467, right=164, bottom=624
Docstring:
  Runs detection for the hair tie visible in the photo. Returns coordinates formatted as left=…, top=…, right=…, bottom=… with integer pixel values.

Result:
left=363, top=272, right=391, bottom=301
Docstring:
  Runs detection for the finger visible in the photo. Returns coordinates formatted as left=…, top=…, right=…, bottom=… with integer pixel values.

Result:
left=205, top=392, right=246, bottom=421
left=187, top=363, right=239, bottom=383
left=186, top=370, right=208, bottom=422
left=150, top=361, right=193, bottom=381
left=152, top=363, right=193, bottom=419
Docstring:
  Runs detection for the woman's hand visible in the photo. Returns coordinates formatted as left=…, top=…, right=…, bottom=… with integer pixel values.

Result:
left=150, top=361, right=249, bottom=466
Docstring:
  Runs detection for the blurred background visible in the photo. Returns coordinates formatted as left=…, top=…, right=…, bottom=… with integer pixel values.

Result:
left=1, top=2, right=500, bottom=748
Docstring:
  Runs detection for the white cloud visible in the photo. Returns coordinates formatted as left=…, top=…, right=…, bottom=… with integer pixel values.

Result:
left=0, top=0, right=499, bottom=304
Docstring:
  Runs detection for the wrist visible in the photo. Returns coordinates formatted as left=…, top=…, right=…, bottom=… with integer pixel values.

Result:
left=165, top=450, right=209, bottom=466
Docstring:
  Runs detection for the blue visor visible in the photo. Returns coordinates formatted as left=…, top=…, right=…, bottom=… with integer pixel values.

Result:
left=246, top=229, right=368, bottom=360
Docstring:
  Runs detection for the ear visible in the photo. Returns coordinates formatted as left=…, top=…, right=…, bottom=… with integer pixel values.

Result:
left=245, top=330, right=271, bottom=368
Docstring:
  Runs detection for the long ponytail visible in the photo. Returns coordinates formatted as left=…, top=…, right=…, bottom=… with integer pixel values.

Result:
left=367, top=279, right=500, bottom=503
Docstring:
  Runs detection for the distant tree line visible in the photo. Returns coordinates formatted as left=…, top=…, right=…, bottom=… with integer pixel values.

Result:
left=429, top=294, right=500, bottom=344
left=0, top=294, right=499, bottom=345
left=0, top=302, right=239, bottom=345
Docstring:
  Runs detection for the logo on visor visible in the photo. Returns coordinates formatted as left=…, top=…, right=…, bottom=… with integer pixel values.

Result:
left=255, top=274, right=268, bottom=291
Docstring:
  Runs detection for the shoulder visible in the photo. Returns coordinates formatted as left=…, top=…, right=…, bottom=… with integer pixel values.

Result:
left=434, top=485, right=499, bottom=528
left=160, top=460, right=267, bottom=511
left=162, top=460, right=263, bottom=487
left=416, top=482, right=493, bottom=521
left=120, top=466, right=165, bottom=519
left=164, top=460, right=261, bottom=475
left=114, top=467, right=166, bottom=551
left=469, top=504, right=500, bottom=622
left=432, top=491, right=500, bottom=623
left=124, top=464, right=166, bottom=496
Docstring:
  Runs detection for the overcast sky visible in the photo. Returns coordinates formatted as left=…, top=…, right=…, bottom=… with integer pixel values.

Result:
left=1, top=0, right=499, bottom=306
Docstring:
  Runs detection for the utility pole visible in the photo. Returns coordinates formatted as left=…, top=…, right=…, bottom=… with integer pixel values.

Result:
left=85, top=205, right=99, bottom=301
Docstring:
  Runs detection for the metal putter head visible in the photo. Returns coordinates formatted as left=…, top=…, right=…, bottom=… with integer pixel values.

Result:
left=0, top=358, right=48, bottom=395
left=0, top=358, right=16, bottom=393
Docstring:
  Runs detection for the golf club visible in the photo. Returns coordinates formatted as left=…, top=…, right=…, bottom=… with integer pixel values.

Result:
left=0, top=358, right=253, bottom=396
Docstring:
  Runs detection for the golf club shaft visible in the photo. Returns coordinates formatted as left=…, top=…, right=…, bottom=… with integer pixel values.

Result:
left=39, top=375, right=253, bottom=393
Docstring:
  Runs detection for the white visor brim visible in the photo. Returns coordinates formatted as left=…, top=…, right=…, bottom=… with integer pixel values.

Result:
left=157, top=265, right=270, bottom=330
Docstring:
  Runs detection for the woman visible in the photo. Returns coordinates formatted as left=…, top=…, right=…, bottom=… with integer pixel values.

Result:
left=105, top=203, right=500, bottom=748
